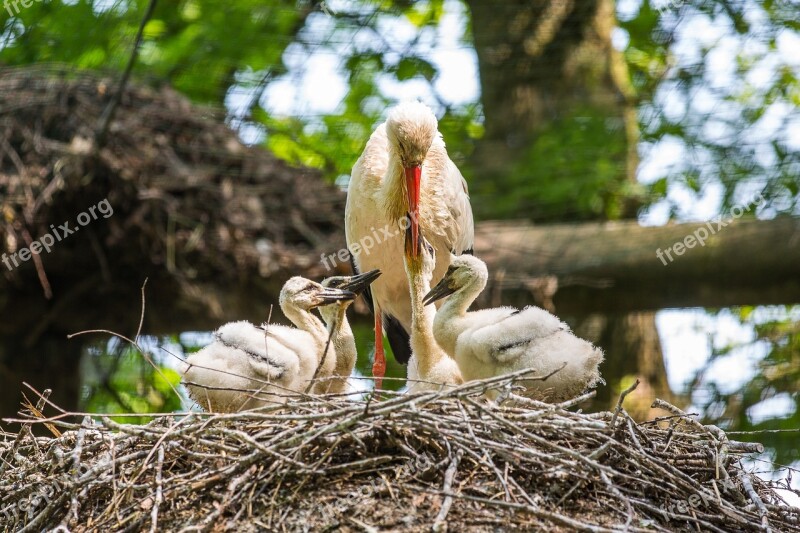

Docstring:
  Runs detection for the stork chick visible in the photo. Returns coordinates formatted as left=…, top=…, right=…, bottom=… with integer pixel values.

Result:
left=315, top=269, right=382, bottom=395
left=403, top=225, right=463, bottom=393
left=182, top=278, right=355, bottom=412
left=424, top=254, right=603, bottom=402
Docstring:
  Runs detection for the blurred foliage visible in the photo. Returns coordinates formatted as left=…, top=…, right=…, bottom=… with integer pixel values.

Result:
left=0, top=0, right=309, bottom=102
left=689, top=306, right=800, bottom=465
left=621, top=0, right=800, bottom=218
left=2, top=0, right=796, bottom=218
left=80, top=337, right=185, bottom=423
left=472, top=106, right=635, bottom=221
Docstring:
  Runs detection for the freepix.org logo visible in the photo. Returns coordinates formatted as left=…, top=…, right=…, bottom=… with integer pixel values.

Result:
left=3, top=0, right=45, bottom=18
left=2, top=198, right=114, bottom=272
left=1, top=479, right=64, bottom=522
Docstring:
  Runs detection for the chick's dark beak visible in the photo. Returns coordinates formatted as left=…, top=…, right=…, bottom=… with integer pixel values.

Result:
left=340, top=269, right=381, bottom=295
left=423, top=276, right=456, bottom=306
left=315, top=288, right=357, bottom=307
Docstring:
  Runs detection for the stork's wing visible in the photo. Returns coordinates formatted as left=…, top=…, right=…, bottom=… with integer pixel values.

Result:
left=442, top=159, right=474, bottom=255
left=215, top=321, right=286, bottom=380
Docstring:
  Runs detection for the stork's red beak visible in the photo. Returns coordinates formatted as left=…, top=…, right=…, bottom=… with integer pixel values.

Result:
left=404, top=165, right=421, bottom=257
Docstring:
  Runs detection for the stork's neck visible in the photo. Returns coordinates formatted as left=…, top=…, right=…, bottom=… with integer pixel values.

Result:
left=407, top=263, right=446, bottom=375
left=321, top=304, right=357, bottom=385
left=445, top=273, right=485, bottom=317
left=281, top=303, right=329, bottom=352
left=433, top=273, right=486, bottom=353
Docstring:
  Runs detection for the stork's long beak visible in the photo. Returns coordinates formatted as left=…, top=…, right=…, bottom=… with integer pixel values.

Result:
left=404, top=219, right=420, bottom=259
left=404, top=165, right=421, bottom=258
left=423, top=276, right=456, bottom=306
left=339, top=269, right=381, bottom=295
left=313, top=288, right=357, bottom=307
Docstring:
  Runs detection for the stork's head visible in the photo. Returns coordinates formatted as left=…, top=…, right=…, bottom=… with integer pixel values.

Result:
left=318, top=270, right=382, bottom=321
left=280, top=277, right=356, bottom=311
left=423, top=254, right=488, bottom=305
left=386, top=102, right=439, bottom=258
left=322, top=269, right=381, bottom=295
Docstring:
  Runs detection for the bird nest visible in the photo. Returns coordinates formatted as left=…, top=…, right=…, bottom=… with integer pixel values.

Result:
left=0, top=64, right=347, bottom=325
left=1, top=374, right=798, bottom=532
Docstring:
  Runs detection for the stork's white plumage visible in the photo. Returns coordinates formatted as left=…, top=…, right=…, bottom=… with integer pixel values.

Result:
left=182, top=278, right=355, bottom=412
left=404, top=230, right=463, bottom=393
left=345, top=102, right=474, bottom=387
left=424, top=254, right=604, bottom=402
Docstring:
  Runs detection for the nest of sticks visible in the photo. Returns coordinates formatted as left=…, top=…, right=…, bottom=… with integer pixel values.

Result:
left=0, top=65, right=346, bottom=329
left=1, top=374, right=798, bottom=532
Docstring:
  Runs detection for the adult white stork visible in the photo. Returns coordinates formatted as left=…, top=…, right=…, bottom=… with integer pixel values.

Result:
left=423, top=254, right=604, bottom=402
left=345, top=102, right=474, bottom=388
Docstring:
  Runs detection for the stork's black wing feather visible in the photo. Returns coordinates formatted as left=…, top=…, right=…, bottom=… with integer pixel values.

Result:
left=384, top=313, right=411, bottom=365
left=349, top=254, right=375, bottom=315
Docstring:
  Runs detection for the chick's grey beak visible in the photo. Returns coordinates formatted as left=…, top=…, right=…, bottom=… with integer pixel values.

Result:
left=316, top=288, right=357, bottom=307
left=341, top=269, right=381, bottom=295
left=423, top=277, right=455, bottom=306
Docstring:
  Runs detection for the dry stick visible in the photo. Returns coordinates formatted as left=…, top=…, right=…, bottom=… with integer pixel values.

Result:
left=0, top=388, right=51, bottom=475
left=65, top=416, right=90, bottom=527
left=263, top=304, right=273, bottom=361
left=19, top=225, right=53, bottom=299
left=150, top=445, right=164, bottom=533
left=741, top=474, right=772, bottom=533
left=95, top=0, right=158, bottom=146
left=135, top=278, right=148, bottom=344
left=651, top=398, right=719, bottom=443
left=18, top=383, right=61, bottom=437
left=420, top=488, right=618, bottom=533
left=456, top=401, right=510, bottom=501
left=599, top=470, right=633, bottom=531
left=610, top=379, right=639, bottom=431
left=432, top=448, right=463, bottom=531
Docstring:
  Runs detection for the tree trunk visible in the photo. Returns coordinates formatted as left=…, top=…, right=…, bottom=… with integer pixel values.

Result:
left=464, top=0, right=666, bottom=412
left=465, top=0, right=639, bottom=221
left=473, top=218, right=800, bottom=313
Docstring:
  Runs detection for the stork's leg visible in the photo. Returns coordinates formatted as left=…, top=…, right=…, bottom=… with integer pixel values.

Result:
left=372, top=307, right=386, bottom=390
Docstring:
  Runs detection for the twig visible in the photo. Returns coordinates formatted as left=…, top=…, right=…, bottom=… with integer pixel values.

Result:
left=610, top=379, right=639, bottom=431
left=95, top=0, right=158, bottom=145
left=741, top=474, right=772, bottom=533
left=150, top=445, right=164, bottom=533
left=433, top=448, right=463, bottom=531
